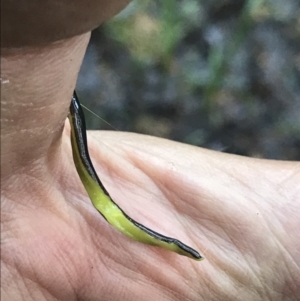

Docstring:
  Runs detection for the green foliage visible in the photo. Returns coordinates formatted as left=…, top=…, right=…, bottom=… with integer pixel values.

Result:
left=81, top=0, right=299, bottom=159
left=105, top=0, right=266, bottom=98
left=105, top=0, right=196, bottom=68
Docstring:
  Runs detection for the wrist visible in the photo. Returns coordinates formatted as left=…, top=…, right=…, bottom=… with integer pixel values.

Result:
left=1, top=34, right=89, bottom=182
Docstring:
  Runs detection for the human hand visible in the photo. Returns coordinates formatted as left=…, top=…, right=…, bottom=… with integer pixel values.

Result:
left=1, top=0, right=299, bottom=299
left=2, top=0, right=130, bottom=47
left=2, top=125, right=299, bottom=300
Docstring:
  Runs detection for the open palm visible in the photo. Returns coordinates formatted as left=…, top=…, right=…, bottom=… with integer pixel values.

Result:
left=2, top=127, right=299, bottom=301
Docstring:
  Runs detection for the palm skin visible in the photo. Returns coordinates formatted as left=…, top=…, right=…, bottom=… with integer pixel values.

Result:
left=2, top=127, right=299, bottom=301
left=2, top=0, right=299, bottom=298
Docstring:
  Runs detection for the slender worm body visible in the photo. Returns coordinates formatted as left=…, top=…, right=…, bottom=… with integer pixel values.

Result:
left=68, top=91, right=203, bottom=261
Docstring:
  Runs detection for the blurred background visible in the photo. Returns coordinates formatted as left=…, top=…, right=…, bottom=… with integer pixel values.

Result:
left=76, top=0, right=300, bottom=160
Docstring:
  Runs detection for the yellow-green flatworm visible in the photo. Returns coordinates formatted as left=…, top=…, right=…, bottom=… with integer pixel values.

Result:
left=68, top=91, right=203, bottom=261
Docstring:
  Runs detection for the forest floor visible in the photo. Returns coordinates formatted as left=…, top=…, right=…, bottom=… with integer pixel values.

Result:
left=77, top=0, right=300, bottom=160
